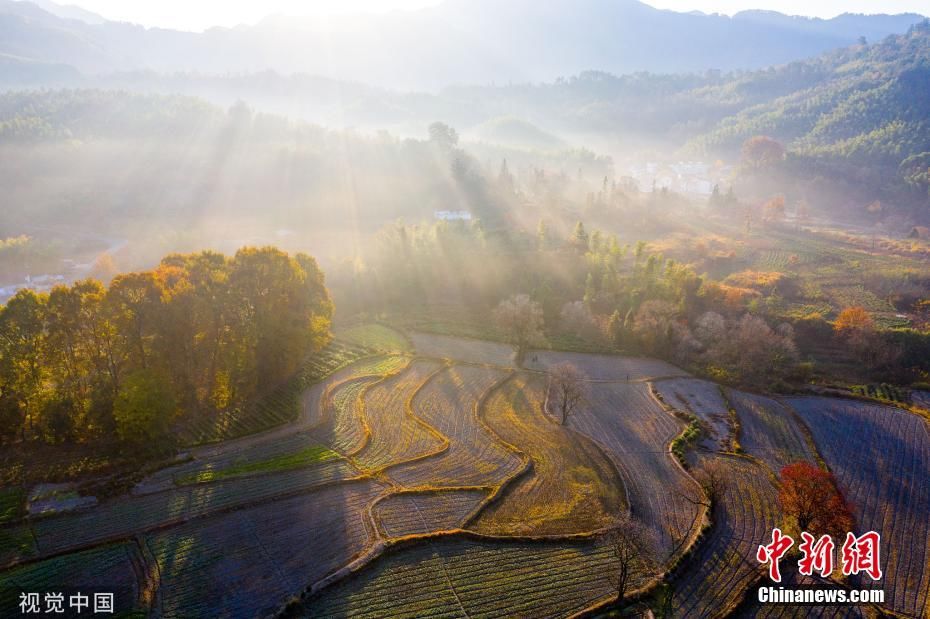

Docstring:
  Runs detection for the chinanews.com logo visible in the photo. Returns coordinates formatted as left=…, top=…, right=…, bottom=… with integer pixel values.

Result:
left=755, top=527, right=885, bottom=605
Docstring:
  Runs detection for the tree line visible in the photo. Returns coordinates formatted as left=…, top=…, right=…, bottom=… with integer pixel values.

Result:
left=0, top=247, right=333, bottom=448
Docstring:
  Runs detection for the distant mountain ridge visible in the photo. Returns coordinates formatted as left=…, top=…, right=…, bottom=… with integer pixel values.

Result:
left=0, top=0, right=925, bottom=89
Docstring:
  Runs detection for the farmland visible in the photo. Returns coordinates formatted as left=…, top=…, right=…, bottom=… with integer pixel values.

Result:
left=470, top=373, right=624, bottom=536
left=653, top=378, right=732, bottom=451
left=786, top=397, right=930, bottom=618
left=303, top=536, right=626, bottom=619
left=570, top=380, right=702, bottom=556
left=388, top=365, right=521, bottom=488
left=669, top=454, right=780, bottom=618
left=0, top=327, right=927, bottom=618
left=728, top=391, right=816, bottom=474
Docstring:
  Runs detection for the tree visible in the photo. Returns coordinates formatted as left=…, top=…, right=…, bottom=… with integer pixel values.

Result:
left=571, top=221, right=589, bottom=252
left=606, top=514, right=658, bottom=607
left=702, top=314, right=798, bottom=386
left=536, top=220, right=551, bottom=251
left=0, top=390, right=24, bottom=444
left=633, top=300, right=678, bottom=355
left=708, top=183, right=722, bottom=207
left=741, top=136, right=786, bottom=169
left=230, top=247, right=333, bottom=393
left=0, top=289, right=47, bottom=439
left=607, top=310, right=624, bottom=349
left=833, top=306, right=900, bottom=371
left=498, top=158, right=515, bottom=194
left=682, top=459, right=727, bottom=509
left=493, top=294, right=544, bottom=364
left=106, top=271, right=162, bottom=370
left=763, top=195, right=786, bottom=222
left=834, top=306, right=874, bottom=334
left=40, top=397, right=76, bottom=444
left=560, top=300, right=598, bottom=340
left=427, top=122, right=458, bottom=150
left=113, top=370, right=175, bottom=446
left=549, top=363, right=587, bottom=425
left=779, top=461, right=853, bottom=539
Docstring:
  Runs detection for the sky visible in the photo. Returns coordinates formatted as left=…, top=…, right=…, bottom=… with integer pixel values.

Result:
left=64, top=0, right=930, bottom=31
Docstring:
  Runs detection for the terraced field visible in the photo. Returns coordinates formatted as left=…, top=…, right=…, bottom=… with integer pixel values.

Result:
left=670, top=455, right=780, bottom=618
left=388, top=365, right=521, bottom=488
left=571, top=381, right=702, bottom=557
left=2, top=327, right=924, bottom=618
left=410, top=332, right=515, bottom=367
left=735, top=565, right=869, bottom=618
left=0, top=543, right=144, bottom=615
left=525, top=350, right=688, bottom=381
left=30, top=459, right=360, bottom=558
left=654, top=378, right=731, bottom=450
left=786, top=397, right=930, bottom=618
left=303, top=537, right=629, bottom=618
left=374, top=489, right=489, bottom=538
left=148, top=480, right=385, bottom=618
left=728, top=391, right=816, bottom=474
left=471, top=374, right=624, bottom=536
left=353, top=359, right=446, bottom=472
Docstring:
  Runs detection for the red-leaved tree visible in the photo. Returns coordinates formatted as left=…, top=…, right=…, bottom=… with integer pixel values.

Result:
left=778, top=461, right=854, bottom=538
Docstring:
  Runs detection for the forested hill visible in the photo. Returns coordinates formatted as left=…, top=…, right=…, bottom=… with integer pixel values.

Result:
left=689, top=21, right=930, bottom=214
left=691, top=21, right=930, bottom=160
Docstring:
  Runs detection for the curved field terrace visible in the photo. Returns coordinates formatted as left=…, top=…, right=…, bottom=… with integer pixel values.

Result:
left=0, top=330, right=925, bottom=619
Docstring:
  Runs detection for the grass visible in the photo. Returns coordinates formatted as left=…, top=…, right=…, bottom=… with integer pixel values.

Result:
left=175, top=445, right=340, bottom=485
left=334, top=324, right=412, bottom=353
left=670, top=416, right=701, bottom=466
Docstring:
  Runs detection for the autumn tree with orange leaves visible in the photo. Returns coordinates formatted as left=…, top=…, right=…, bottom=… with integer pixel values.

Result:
left=778, top=461, right=853, bottom=539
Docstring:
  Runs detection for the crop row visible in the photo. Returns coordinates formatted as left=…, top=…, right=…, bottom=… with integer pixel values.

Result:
left=388, top=365, right=521, bottom=488
left=728, top=391, right=816, bottom=474
left=352, top=360, right=446, bottom=473
left=471, top=374, right=623, bottom=536
left=670, top=454, right=779, bottom=619
left=0, top=543, right=143, bottom=616
left=30, top=458, right=359, bottom=557
left=374, top=489, right=490, bottom=538
left=146, top=479, right=384, bottom=618
left=313, top=376, right=382, bottom=456
left=570, top=381, right=701, bottom=558
left=786, top=397, right=930, bottom=617
left=304, top=536, right=631, bottom=618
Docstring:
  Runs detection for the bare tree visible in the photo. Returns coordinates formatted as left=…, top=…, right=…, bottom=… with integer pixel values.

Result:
left=681, top=459, right=727, bottom=509
left=549, top=363, right=587, bottom=425
left=492, top=294, right=544, bottom=364
left=606, top=513, right=658, bottom=608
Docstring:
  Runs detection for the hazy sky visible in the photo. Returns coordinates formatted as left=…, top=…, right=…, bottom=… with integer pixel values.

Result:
left=67, top=0, right=930, bottom=31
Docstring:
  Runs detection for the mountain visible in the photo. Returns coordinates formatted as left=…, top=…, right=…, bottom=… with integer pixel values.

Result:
left=27, top=0, right=103, bottom=24
left=687, top=22, right=930, bottom=213
left=0, top=0, right=925, bottom=89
